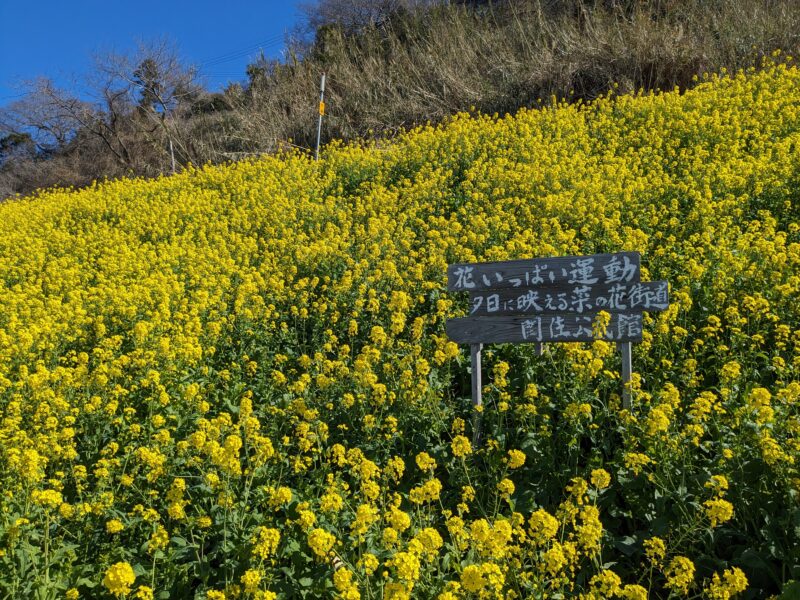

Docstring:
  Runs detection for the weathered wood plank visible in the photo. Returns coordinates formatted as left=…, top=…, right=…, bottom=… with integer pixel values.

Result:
left=447, top=252, right=640, bottom=291
left=468, top=280, right=668, bottom=316
left=446, top=313, right=643, bottom=344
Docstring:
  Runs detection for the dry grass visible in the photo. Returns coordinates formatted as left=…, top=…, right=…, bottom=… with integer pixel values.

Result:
left=231, top=0, right=800, bottom=152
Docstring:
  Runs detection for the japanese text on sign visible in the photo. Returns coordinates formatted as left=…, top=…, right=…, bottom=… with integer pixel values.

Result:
left=448, top=252, right=640, bottom=292
left=468, top=280, right=668, bottom=316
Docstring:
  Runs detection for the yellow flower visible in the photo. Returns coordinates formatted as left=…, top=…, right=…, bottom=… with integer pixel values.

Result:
left=32, top=489, right=62, bottom=509
left=705, top=567, right=748, bottom=599
left=389, top=551, right=420, bottom=582
left=704, top=498, right=734, bottom=527
left=106, top=519, right=124, bottom=534
left=592, top=310, right=612, bottom=339
left=253, top=527, right=280, bottom=559
left=385, top=456, right=405, bottom=482
left=665, top=556, right=695, bottom=595
left=461, top=564, right=486, bottom=593
left=197, top=516, right=213, bottom=529
left=624, top=452, right=652, bottom=476
left=645, top=407, right=671, bottom=435
left=720, top=361, right=741, bottom=383
left=411, top=527, right=444, bottom=559
left=241, top=569, right=262, bottom=594
left=333, top=568, right=360, bottom=598
left=148, top=525, right=169, bottom=554
left=576, top=504, right=603, bottom=554
left=496, top=478, right=515, bottom=499
left=409, top=478, right=442, bottom=504
left=16, top=449, right=47, bottom=484
left=620, top=584, right=648, bottom=600
left=481, top=563, right=504, bottom=590
left=387, top=507, right=412, bottom=532
left=351, top=503, right=380, bottom=538
left=589, top=569, right=622, bottom=596
left=135, top=586, right=154, bottom=600
left=528, top=509, right=559, bottom=545
left=590, top=468, right=611, bottom=489
left=705, top=475, right=729, bottom=495
left=384, top=582, right=411, bottom=600
left=643, top=537, right=666, bottom=565
left=451, top=435, right=472, bottom=458
left=524, top=384, right=539, bottom=399
left=103, top=562, right=136, bottom=597
left=268, top=486, right=292, bottom=508
left=320, top=490, right=344, bottom=514
left=543, top=542, right=567, bottom=576
left=415, top=452, right=436, bottom=471
left=506, top=449, right=526, bottom=469
left=59, top=503, right=75, bottom=519
left=308, top=527, right=336, bottom=558
left=358, top=553, right=379, bottom=576
left=382, top=527, right=399, bottom=547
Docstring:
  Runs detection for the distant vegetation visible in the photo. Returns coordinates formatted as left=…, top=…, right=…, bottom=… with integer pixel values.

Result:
left=1, top=0, right=799, bottom=198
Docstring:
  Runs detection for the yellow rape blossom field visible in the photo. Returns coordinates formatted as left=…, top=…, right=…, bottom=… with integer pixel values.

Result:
left=2, top=57, right=800, bottom=599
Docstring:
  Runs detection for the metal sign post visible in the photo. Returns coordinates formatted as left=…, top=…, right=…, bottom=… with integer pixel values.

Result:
left=315, top=73, right=326, bottom=161
left=470, top=343, right=483, bottom=444
left=618, top=341, right=633, bottom=408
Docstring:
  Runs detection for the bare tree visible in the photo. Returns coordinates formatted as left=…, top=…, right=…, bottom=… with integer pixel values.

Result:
left=0, top=78, right=88, bottom=153
left=90, top=39, right=203, bottom=170
left=0, top=39, right=209, bottom=197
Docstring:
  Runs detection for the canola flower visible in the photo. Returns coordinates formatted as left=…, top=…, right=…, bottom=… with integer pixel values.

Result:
left=1, top=58, right=800, bottom=598
left=103, top=562, right=136, bottom=597
left=665, top=556, right=696, bottom=595
left=705, top=567, right=749, bottom=600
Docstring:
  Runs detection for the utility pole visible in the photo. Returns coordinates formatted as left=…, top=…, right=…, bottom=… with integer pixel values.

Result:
left=169, top=138, right=176, bottom=174
left=315, top=72, right=326, bottom=161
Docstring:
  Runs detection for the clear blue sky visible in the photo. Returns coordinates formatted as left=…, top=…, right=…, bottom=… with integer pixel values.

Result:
left=0, top=1, right=304, bottom=105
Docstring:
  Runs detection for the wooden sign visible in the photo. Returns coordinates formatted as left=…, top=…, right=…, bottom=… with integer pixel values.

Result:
left=446, top=252, right=668, bottom=421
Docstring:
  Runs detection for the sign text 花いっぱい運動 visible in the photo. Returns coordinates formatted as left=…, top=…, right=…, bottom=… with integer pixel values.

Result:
left=447, top=252, right=641, bottom=292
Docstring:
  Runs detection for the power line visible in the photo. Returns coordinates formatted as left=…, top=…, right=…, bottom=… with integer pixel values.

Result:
left=199, top=34, right=286, bottom=68
left=202, top=41, right=284, bottom=68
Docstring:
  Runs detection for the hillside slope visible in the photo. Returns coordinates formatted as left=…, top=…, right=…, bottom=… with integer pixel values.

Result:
left=1, top=60, right=800, bottom=598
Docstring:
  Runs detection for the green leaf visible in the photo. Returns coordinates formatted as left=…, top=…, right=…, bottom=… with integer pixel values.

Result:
left=76, top=578, right=97, bottom=589
left=778, top=580, right=800, bottom=599
left=612, top=536, right=638, bottom=556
